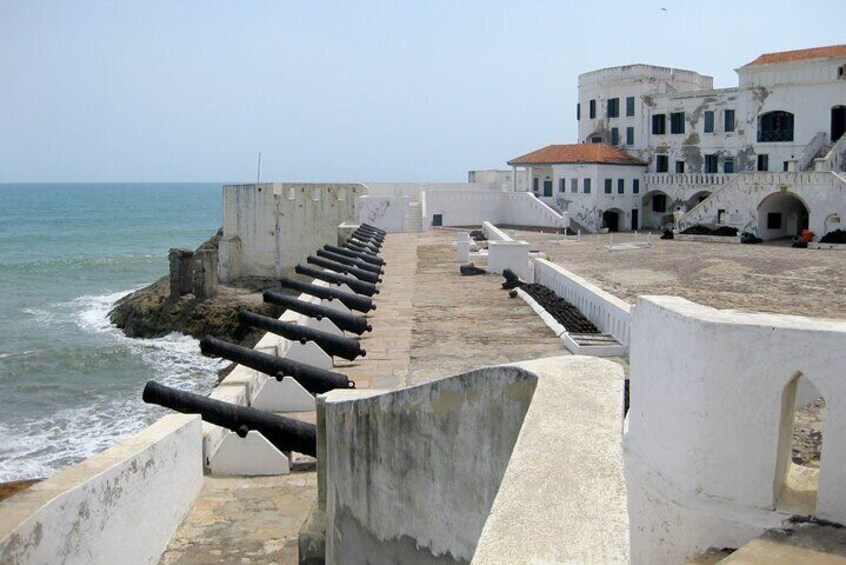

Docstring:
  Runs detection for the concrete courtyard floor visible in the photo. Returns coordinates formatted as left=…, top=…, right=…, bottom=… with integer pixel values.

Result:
left=161, top=230, right=567, bottom=564
left=516, top=230, right=846, bottom=319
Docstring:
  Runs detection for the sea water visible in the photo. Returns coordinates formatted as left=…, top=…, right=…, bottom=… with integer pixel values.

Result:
left=0, top=183, right=227, bottom=481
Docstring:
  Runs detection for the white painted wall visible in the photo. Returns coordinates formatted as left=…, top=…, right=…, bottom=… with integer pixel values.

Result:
left=422, top=190, right=564, bottom=230
left=533, top=259, right=631, bottom=346
left=625, top=296, right=846, bottom=564
left=0, top=415, right=203, bottom=565
left=219, top=183, right=366, bottom=281
left=355, top=195, right=411, bottom=233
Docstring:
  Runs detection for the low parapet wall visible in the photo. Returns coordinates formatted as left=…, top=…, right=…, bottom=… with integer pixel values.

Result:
left=315, top=356, right=627, bottom=564
left=0, top=414, right=202, bottom=565
left=533, top=259, right=631, bottom=346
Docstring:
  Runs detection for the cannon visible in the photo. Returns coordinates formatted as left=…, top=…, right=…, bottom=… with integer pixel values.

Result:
left=279, top=277, right=376, bottom=313
left=351, top=234, right=381, bottom=249
left=361, top=223, right=386, bottom=235
left=353, top=229, right=384, bottom=244
left=324, top=244, right=385, bottom=266
left=142, top=380, right=318, bottom=457
left=345, top=240, right=379, bottom=256
left=316, top=249, right=384, bottom=275
left=199, top=336, right=354, bottom=392
left=295, top=265, right=379, bottom=297
left=262, top=291, right=372, bottom=335
left=306, top=255, right=382, bottom=284
left=239, top=311, right=367, bottom=361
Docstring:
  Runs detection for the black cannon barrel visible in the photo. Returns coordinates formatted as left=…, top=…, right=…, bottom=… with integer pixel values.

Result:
left=279, top=277, right=376, bottom=313
left=345, top=240, right=379, bottom=256
left=316, top=249, right=384, bottom=275
left=199, top=336, right=354, bottom=392
left=351, top=235, right=381, bottom=249
left=295, top=265, right=379, bottom=297
left=361, top=223, right=386, bottom=235
left=142, top=380, right=318, bottom=457
left=325, top=245, right=385, bottom=266
left=238, top=311, right=366, bottom=361
left=263, top=291, right=372, bottom=335
left=306, top=256, right=382, bottom=284
left=353, top=229, right=384, bottom=244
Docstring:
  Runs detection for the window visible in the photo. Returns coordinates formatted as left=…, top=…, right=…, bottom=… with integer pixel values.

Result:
left=633, top=179, right=640, bottom=194
left=591, top=137, right=602, bottom=143
left=704, top=111, right=715, bottom=133
left=652, top=193, right=667, bottom=213
left=670, top=112, right=685, bottom=134
left=840, top=64, right=846, bottom=79
left=656, top=155, right=669, bottom=173
left=724, top=109, right=735, bottom=132
left=577, top=103, right=580, bottom=120
left=758, top=111, right=794, bottom=142
left=626, top=127, right=634, bottom=145
left=618, top=179, right=625, bottom=194
left=583, top=178, right=591, bottom=193
left=432, top=213, right=443, bottom=226
left=607, top=98, right=620, bottom=118
left=559, top=178, right=566, bottom=193
left=717, top=209, right=726, bottom=224
left=783, top=161, right=789, bottom=172
left=675, top=161, right=685, bottom=174
left=533, top=178, right=539, bottom=192
left=626, top=96, right=635, bottom=117
left=611, top=127, right=619, bottom=146
left=767, top=212, right=782, bottom=230
left=589, top=99, right=596, bottom=119
left=652, top=114, right=666, bottom=134
left=571, top=178, right=578, bottom=193
left=704, top=154, right=718, bottom=173
left=724, top=157, right=735, bottom=173
left=605, top=179, right=613, bottom=193
left=757, top=154, right=769, bottom=171
left=543, top=180, right=553, bottom=197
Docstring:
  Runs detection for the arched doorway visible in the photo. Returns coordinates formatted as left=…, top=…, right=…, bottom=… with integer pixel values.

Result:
left=641, top=190, right=672, bottom=229
left=602, top=209, right=623, bottom=232
left=832, top=106, right=846, bottom=142
left=757, top=192, right=809, bottom=240
left=685, top=190, right=712, bottom=211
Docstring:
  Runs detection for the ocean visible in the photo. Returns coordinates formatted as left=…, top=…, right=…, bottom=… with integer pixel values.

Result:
left=0, top=183, right=227, bottom=482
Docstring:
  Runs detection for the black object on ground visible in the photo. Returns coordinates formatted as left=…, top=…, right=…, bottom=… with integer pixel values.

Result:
left=740, top=232, right=763, bottom=244
left=279, top=277, right=376, bottom=313
left=820, top=229, right=846, bottom=244
left=262, top=291, right=372, bottom=334
left=469, top=230, right=487, bottom=241
left=200, top=336, right=354, bottom=392
left=142, top=380, right=318, bottom=457
left=680, top=224, right=738, bottom=236
left=238, top=311, right=366, bottom=361
left=460, top=263, right=486, bottom=276
left=508, top=290, right=518, bottom=299
left=660, top=228, right=674, bottom=240
left=521, top=283, right=600, bottom=334
left=501, top=268, right=525, bottom=290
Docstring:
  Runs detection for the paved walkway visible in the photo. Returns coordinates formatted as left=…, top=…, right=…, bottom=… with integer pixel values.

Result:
left=160, top=231, right=568, bottom=564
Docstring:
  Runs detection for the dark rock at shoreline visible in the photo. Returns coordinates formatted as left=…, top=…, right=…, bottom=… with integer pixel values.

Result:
left=108, top=229, right=290, bottom=349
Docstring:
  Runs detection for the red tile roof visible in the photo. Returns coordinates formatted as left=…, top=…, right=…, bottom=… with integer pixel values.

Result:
left=507, top=144, right=646, bottom=166
left=745, top=44, right=846, bottom=66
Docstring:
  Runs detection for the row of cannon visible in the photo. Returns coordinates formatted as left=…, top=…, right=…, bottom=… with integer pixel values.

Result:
left=142, top=224, right=387, bottom=458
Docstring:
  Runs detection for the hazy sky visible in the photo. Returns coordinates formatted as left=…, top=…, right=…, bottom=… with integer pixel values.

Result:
left=2, top=1, right=844, bottom=183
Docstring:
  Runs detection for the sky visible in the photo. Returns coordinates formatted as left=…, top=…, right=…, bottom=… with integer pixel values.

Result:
left=1, top=0, right=844, bottom=183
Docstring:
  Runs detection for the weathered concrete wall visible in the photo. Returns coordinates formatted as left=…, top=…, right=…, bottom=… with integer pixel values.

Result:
left=318, top=356, right=629, bottom=564
left=219, top=183, right=367, bottom=282
left=192, top=247, right=218, bottom=300
left=625, top=296, right=846, bottom=564
left=168, top=248, right=194, bottom=298
left=0, top=415, right=202, bottom=565
left=322, top=366, right=537, bottom=564
left=423, top=191, right=564, bottom=230
left=355, top=195, right=411, bottom=233
left=471, top=357, right=628, bottom=564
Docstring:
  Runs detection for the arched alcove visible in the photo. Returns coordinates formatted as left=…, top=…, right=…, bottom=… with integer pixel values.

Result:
left=757, top=191, right=809, bottom=240
left=758, top=111, right=795, bottom=142
left=602, top=209, right=623, bottom=232
left=775, top=372, right=825, bottom=515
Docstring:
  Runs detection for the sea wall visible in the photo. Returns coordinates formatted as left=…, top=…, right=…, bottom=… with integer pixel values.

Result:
left=219, top=183, right=367, bottom=281
left=315, top=356, right=628, bottom=564
left=0, top=415, right=202, bottom=565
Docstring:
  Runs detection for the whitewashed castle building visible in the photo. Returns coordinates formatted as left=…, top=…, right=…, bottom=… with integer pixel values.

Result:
left=510, top=44, right=846, bottom=238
